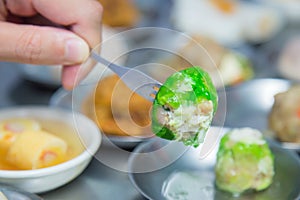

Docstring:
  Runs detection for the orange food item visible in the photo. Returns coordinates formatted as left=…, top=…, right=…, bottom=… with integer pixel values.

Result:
left=98, top=0, right=140, bottom=27
left=269, top=85, right=300, bottom=143
left=83, top=75, right=153, bottom=137
left=0, top=118, right=40, bottom=153
left=6, top=130, right=67, bottom=170
left=210, top=0, right=236, bottom=13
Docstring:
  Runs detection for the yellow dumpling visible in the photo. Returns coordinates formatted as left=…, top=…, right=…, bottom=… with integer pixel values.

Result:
left=0, top=118, right=41, bottom=152
left=6, top=130, right=67, bottom=170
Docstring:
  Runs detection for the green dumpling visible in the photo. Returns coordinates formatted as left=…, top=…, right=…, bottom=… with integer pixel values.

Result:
left=151, top=66, right=218, bottom=147
left=215, top=128, right=275, bottom=195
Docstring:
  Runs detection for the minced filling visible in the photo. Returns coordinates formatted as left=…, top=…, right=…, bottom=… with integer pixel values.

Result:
left=226, top=128, right=273, bottom=190
left=160, top=100, right=214, bottom=142
left=229, top=127, right=266, bottom=145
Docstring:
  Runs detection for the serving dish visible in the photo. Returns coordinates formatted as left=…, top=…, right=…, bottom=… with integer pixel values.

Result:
left=128, top=127, right=300, bottom=200
left=0, top=106, right=101, bottom=193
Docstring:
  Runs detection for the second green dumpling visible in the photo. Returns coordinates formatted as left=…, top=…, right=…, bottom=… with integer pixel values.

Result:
left=215, top=128, right=275, bottom=195
left=151, top=67, right=218, bottom=147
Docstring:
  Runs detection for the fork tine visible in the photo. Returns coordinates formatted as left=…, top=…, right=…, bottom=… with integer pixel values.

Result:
left=134, top=83, right=161, bottom=102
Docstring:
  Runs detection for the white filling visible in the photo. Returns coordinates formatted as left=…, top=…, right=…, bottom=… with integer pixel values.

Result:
left=167, top=100, right=214, bottom=141
left=229, top=128, right=266, bottom=145
left=219, top=53, right=244, bottom=84
left=176, top=77, right=194, bottom=92
left=258, top=157, right=272, bottom=175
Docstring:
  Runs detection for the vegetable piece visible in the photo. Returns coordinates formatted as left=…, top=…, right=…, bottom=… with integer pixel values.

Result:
left=151, top=66, right=218, bottom=147
left=215, top=128, right=275, bottom=195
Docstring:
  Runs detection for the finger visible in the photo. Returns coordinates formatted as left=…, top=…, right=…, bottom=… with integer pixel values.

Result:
left=0, top=0, right=8, bottom=20
left=32, top=0, right=102, bottom=89
left=0, top=21, right=89, bottom=65
left=6, top=0, right=37, bottom=16
left=62, top=56, right=97, bottom=90
left=61, top=65, right=80, bottom=90
left=32, top=0, right=102, bottom=48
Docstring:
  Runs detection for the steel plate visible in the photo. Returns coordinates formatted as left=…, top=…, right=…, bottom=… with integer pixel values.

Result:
left=128, top=127, right=300, bottom=200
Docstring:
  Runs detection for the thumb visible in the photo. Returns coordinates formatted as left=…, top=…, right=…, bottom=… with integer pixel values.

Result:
left=0, top=22, right=89, bottom=65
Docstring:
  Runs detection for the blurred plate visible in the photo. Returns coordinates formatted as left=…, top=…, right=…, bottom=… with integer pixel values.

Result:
left=224, top=78, right=300, bottom=151
left=49, top=86, right=150, bottom=149
left=258, top=27, right=300, bottom=82
left=128, top=127, right=300, bottom=200
left=171, top=0, right=285, bottom=46
left=259, top=0, right=300, bottom=23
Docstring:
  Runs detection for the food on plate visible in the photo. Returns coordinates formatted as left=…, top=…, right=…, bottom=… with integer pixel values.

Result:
left=172, top=0, right=283, bottom=45
left=261, top=0, right=300, bottom=22
left=215, top=128, right=275, bottom=194
left=82, top=74, right=153, bottom=137
left=269, top=85, right=300, bottom=143
left=152, top=67, right=218, bottom=147
left=7, top=130, right=67, bottom=170
left=0, top=118, right=84, bottom=170
left=0, top=118, right=40, bottom=153
left=278, top=36, right=300, bottom=81
left=98, top=0, right=139, bottom=27
left=162, top=35, right=253, bottom=88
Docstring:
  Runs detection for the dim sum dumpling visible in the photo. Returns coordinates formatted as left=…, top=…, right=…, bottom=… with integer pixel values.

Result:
left=0, top=118, right=40, bottom=152
left=7, top=130, right=67, bottom=170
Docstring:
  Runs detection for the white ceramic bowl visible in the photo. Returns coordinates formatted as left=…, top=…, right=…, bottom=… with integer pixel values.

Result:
left=0, top=106, right=101, bottom=194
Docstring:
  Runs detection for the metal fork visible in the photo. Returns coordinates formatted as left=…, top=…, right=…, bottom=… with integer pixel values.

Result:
left=91, top=51, right=162, bottom=102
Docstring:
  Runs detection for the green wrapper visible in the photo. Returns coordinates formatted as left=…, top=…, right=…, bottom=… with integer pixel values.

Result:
left=215, top=128, right=275, bottom=194
left=151, top=67, right=218, bottom=147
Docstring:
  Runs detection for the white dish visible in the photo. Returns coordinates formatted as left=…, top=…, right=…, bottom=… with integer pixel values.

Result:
left=172, top=0, right=285, bottom=46
left=0, top=106, right=101, bottom=193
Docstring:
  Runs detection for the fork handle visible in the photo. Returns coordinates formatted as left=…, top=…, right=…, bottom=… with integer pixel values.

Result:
left=91, top=51, right=129, bottom=77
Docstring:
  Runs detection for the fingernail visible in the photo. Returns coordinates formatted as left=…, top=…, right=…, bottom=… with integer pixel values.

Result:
left=65, top=38, right=89, bottom=63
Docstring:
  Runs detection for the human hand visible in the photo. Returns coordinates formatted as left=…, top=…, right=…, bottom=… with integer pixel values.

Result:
left=0, top=0, right=102, bottom=90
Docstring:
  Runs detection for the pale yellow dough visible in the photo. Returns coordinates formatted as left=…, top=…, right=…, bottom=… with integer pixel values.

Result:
left=7, top=130, right=67, bottom=170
